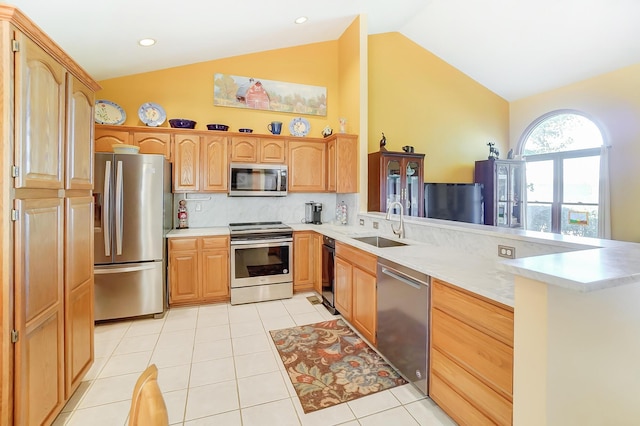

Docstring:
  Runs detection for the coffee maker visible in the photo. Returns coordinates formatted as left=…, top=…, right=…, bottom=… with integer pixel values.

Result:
left=304, top=202, right=323, bottom=224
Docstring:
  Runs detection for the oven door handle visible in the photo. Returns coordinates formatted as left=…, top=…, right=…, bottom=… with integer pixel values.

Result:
left=231, top=238, right=293, bottom=246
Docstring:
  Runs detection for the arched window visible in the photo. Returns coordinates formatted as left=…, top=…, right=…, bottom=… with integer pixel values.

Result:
left=518, top=111, right=604, bottom=237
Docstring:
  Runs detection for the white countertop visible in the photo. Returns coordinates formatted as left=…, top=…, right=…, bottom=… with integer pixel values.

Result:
left=291, top=223, right=515, bottom=307
left=166, top=222, right=640, bottom=308
left=167, top=227, right=229, bottom=237
left=498, top=245, right=640, bottom=292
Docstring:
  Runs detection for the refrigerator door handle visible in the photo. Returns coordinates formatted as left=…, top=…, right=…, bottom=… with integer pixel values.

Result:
left=94, top=264, right=158, bottom=274
left=115, top=160, right=124, bottom=255
left=103, top=160, right=112, bottom=256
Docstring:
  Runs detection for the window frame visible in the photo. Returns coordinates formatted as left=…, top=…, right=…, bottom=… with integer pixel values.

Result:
left=524, top=148, right=600, bottom=233
left=517, top=109, right=604, bottom=236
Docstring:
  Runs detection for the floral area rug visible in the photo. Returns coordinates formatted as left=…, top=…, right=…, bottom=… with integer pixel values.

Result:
left=269, top=318, right=408, bottom=413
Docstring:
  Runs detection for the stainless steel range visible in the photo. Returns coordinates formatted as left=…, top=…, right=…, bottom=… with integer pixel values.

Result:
left=229, top=221, right=293, bottom=305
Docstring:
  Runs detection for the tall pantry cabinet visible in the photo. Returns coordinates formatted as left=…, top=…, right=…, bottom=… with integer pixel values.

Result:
left=0, top=7, right=100, bottom=425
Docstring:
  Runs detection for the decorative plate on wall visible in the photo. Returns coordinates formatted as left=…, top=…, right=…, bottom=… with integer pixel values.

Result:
left=95, top=100, right=126, bottom=125
left=289, top=117, right=310, bottom=137
left=138, top=102, right=167, bottom=127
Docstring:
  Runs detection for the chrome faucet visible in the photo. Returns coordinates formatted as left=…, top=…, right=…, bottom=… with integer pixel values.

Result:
left=385, top=201, right=405, bottom=238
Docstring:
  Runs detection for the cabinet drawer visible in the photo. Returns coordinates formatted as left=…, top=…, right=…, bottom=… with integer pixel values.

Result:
left=431, top=348, right=512, bottom=426
left=432, top=278, right=513, bottom=347
left=169, top=238, right=198, bottom=251
left=201, top=236, right=229, bottom=249
left=432, top=308, right=513, bottom=398
left=430, top=373, right=496, bottom=426
left=336, top=242, right=377, bottom=275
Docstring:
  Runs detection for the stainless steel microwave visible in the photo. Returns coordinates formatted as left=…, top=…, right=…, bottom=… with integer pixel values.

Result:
left=229, top=163, right=288, bottom=196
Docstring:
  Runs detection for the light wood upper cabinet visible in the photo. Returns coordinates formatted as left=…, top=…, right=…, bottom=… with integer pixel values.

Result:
left=133, top=132, right=171, bottom=159
left=260, top=138, right=286, bottom=163
left=173, top=134, right=229, bottom=193
left=15, top=33, right=66, bottom=189
left=230, top=136, right=286, bottom=163
left=94, top=127, right=130, bottom=152
left=13, top=197, right=65, bottom=425
left=173, top=134, right=201, bottom=192
left=65, top=76, right=94, bottom=190
left=230, top=136, right=258, bottom=162
left=327, top=135, right=358, bottom=193
left=287, top=140, right=327, bottom=192
left=201, top=135, right=228, bottom=192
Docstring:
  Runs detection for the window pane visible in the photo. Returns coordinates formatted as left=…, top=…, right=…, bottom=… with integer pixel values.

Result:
left=561, top=205, right=598, bottom=238
left=526, top=203, right=552, bottom=233
left=563, top=156, right=600, bottom=204
left=526, top=161, right=554, bottom=202
left=523, top=113, right=603, bottom=155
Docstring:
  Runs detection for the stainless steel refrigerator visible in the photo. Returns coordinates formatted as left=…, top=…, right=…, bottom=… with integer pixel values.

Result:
left=94, top=153, right=172, bottom=321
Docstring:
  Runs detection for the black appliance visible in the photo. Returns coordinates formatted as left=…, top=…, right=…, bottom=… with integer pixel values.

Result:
left=321, top=235, right=337, bottom=314
left=304, top=202, right=323, bottom=224
left=424, top=183, right=484, bottom=224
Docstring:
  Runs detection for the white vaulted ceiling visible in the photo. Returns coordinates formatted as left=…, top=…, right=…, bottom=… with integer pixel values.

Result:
left=6, top=0, right=640, bottom=100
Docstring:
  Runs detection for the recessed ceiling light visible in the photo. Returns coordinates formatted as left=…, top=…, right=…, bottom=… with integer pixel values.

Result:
left=294, top=16, right=308, bottom=24
left=138, top=38, right=156, bottom=47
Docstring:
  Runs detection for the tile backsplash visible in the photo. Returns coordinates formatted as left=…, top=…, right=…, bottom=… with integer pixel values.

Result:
left=173, top=192, right=359, bottom=228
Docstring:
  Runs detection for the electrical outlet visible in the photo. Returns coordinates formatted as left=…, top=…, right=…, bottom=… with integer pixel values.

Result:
left=195, top=202, right=202, bottom=212
left=373, top=221, right=379, bottom=229
left=498, top=245, right=516, bottom=259
left=359, top=219, right=365, bottom=226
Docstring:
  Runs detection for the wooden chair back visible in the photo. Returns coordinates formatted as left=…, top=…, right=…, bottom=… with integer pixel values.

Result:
left=128, top=364, right=169, bottom=426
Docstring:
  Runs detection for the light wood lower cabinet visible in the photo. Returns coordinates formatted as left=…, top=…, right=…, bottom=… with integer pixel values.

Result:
left=335, top=242, right=377, bottom=345
left=14, top=198, right=65, bottom=425
left=293, top=231, right=321, bottom=293
left=64, top=196, right=94, bottom=397
left=169, top=236, right=229, bottom=306
left=430, top=278, right=514, bottom=426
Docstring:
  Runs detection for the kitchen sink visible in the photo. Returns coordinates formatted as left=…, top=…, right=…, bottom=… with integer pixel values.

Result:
left=352, top=236, right=408, bottom=248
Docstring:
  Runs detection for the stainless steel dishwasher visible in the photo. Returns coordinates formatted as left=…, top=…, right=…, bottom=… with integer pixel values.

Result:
left=377, top=258, right=430, bottom=394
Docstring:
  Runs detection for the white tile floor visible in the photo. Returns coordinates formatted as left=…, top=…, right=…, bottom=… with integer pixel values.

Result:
left=53, top=292, right=456, bottom=426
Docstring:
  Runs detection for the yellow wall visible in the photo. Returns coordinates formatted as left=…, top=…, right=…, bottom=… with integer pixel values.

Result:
left=337, top=16, right=361, bottom=136
left=510, top=63, right=640, bottom=242
left=368, top=32, right=510, bottom=183
left=97, top=41, right=340, bottom=137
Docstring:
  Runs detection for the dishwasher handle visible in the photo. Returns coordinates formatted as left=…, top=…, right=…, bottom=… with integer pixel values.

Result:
left=380, top=266, right=428, bottom=290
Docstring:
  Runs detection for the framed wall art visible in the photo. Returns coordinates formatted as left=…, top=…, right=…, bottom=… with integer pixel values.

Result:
left=214, top=73, right=327, bottom=116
